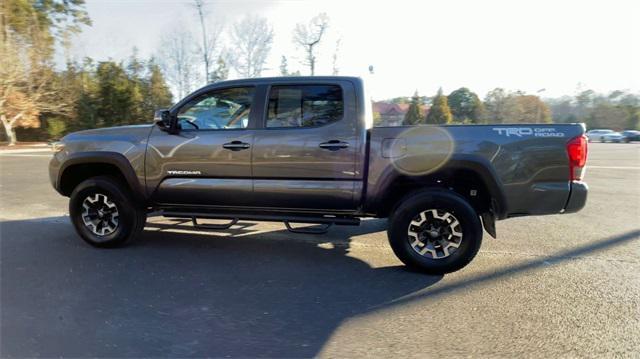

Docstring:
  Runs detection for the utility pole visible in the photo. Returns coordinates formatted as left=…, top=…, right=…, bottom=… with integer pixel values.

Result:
left=193, top=0, right=210, bottom=82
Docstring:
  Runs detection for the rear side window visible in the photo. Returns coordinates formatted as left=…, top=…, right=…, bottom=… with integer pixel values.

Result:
left=266, top=85, right=343, bottom=128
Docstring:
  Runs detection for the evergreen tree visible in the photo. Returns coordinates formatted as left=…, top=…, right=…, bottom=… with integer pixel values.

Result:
left=280, top=55, right=289, bottom=76
left=627, top=107, right=640, bottom=130
left=126, top=53, right=146, bottom=124
left=403, top=91, right=423, bottom=125
left=143, top=61, right=173, bottom=117
left=210, top=57, right=229, bottom=83
left=448, top=87, right=484, bottom=123
left=426, top=88, right=453, bottom=124
left=95, top=61, right=137, bottom=127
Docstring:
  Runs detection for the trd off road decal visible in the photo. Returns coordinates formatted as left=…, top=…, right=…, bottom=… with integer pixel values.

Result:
left=492, top=127, right=565, bottom=138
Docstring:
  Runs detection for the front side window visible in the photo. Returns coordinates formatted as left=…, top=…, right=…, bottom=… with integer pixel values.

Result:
left=177, top=87, right=254, bottom=130
left=266, top=85, right=344, bottom=128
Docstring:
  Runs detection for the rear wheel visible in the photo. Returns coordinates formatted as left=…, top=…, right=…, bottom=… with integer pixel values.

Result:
left=69, top=176, right=146, bottom=248
left=388, top=190, right=482, bottom=274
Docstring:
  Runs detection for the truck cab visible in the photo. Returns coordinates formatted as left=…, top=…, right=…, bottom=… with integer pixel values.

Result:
left=146, top=77, right=367, bottom=212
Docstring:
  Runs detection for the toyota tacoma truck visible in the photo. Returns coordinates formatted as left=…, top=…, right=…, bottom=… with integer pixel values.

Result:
left=49, top=76, right=589, bottom=274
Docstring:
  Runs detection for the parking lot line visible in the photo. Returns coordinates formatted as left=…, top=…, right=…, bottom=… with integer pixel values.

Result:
left=588, top=166, right=640, bottom=170
left=0, top=154, right=52, bottom=157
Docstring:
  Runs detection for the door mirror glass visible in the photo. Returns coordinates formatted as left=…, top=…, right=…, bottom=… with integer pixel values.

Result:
left=154, top=109, right=172, bottom=131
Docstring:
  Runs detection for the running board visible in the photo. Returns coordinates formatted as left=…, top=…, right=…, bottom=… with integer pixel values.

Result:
left=192, top=217, right=238, bottom=230
left=161, top=210, right=361, bottom=228
left=284, top=221, right=332, bottom=234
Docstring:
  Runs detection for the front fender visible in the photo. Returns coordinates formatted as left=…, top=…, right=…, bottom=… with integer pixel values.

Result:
left=54, top=151, right=147, bottom=202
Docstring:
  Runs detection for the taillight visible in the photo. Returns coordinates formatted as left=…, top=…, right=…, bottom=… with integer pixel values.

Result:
left=567, top=135, right=588, bottom=181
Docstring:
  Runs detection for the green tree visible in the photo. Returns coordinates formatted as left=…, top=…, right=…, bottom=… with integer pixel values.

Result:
left=426, top=88, right=452, bottom=124
left=403, top=91, right=424, bottom=125
left=143, top=61, right=173, bottom=116
left=95, top=61, right=138, bottom=127
left=447, top=87, right=483, bottom=123
left=575, top=89, right=595, bottom=119
left=125, top=50, right=146, bottom=122
left=210, top=57, right=229, bottom=83
left=586, top=103, right=629, bottom=129
left=279, top=55, right=289, bottom=76
left=547, top=96, right=574, bottom=123
left=627, top=108, right=640, bottom=130
left=74, top=58, right=100, bottom=130
left=46, top=117, right=67, bottom=139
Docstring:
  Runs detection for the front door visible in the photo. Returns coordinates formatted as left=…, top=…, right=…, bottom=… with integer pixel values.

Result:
left=146, top=86, right=257, bottom=207
left=251, top=82, right=362, bottom=210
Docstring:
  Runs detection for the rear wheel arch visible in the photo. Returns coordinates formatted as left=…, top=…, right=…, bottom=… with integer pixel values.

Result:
left=374, top=157, right=507, bottom=220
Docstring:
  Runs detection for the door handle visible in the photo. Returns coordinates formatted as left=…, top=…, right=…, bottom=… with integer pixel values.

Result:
left=319, top=140, right=349, bottom=151
left=222, top=141, right=250, bottom=151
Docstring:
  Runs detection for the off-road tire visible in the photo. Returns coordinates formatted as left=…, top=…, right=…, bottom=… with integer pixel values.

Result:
left=69, top=176, right=146, bottom=248
left=388, top=189, right=483, bottom=274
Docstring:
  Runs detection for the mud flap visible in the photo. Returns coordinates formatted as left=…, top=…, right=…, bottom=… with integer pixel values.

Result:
left=481, top=211, right=497, bottom=238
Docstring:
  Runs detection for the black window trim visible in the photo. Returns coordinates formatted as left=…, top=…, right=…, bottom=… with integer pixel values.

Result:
left=259, top=82, right=346, bottom=130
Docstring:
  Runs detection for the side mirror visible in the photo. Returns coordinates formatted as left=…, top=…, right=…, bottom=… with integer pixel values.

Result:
left=154, top=109, right=174, bottom=132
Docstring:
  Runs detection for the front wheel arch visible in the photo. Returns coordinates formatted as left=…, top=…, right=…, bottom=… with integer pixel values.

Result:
left=58, top=152, right=145, bottom=203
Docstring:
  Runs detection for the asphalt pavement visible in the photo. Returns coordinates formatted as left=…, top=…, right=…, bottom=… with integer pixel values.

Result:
left=0, top=143, right=638, bottom=357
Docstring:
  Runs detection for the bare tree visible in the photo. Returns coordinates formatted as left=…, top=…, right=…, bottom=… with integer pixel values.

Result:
left=158, top=28, right=200, bottom=99
left=293, top=13, right=329, bottom=75
left=228, top=15, right=274, bottom=78
left=1, top=33, right=70, bottom=145
left=190, top=0, right=222, bottom=83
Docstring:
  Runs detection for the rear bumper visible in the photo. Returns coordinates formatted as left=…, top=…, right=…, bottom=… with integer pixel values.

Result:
left=564, top=181, right=588, bottom=213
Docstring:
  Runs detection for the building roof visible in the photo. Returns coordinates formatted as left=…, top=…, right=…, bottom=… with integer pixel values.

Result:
left=372, top=102, right=428, bottom=116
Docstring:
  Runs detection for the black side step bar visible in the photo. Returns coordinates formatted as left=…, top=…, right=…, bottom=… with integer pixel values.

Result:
left=192, top=217, right=238, bottom=230
left=162, top=210, right=360, bottom=234
left=284, top=221, right=333, bottom=234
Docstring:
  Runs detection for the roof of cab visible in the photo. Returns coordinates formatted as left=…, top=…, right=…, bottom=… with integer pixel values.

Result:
left=170, top=76, right=364, bottom=111
left=198, top=76, right=362, bottom=89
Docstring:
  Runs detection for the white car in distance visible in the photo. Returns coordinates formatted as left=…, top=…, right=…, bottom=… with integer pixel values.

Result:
left=586, top=129, right=614, bottom=142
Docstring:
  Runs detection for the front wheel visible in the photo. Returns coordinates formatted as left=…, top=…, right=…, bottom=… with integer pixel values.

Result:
left=388, top=190, right=483, bottom=274
left=69, top=176, right=147, bottom=248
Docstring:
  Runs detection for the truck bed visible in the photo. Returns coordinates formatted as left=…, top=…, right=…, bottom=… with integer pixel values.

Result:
left=366, top=124, right=586, bottom=218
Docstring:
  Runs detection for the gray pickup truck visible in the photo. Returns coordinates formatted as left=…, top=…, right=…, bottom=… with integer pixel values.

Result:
left=49, top=76, right=588, bottom=274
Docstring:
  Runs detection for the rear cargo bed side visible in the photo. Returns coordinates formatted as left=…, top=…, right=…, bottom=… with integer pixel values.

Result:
left=365, top=124, right=586, bottom=217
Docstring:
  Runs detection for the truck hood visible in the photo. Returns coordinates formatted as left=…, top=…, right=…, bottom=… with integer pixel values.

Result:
left=60, top=124, right=155, bottom=155
left=63, top=124, right=154, bottom=140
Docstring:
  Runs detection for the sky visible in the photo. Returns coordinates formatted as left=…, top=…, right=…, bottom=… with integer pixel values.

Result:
left=67, top=0, right=640, bottom=100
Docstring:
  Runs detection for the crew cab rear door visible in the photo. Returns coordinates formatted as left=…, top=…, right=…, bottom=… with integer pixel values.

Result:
left=145, top=86, right=258, bottom=206
left=250, top=80, right=362, bottom=210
